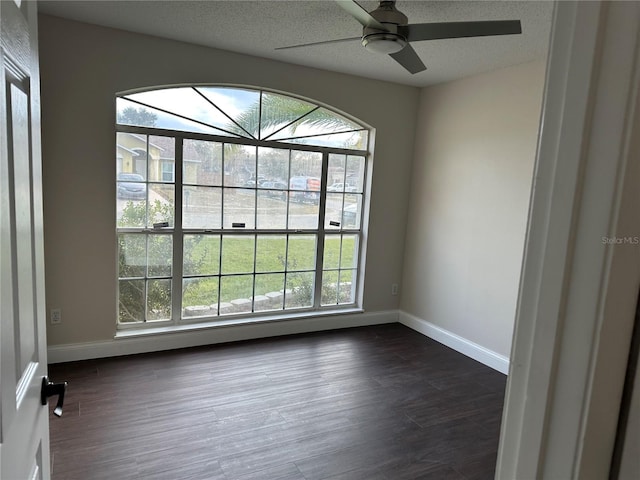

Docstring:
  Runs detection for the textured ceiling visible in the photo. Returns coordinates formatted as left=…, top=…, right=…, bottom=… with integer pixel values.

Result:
left=37, top=0, right=553, bottom=87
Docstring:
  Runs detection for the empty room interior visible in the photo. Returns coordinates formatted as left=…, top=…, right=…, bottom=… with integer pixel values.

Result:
left=6, top=1, right=640, bottom=479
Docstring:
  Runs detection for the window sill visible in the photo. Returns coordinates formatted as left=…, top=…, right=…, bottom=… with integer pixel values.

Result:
left=114, top=307, right=364, bottom=340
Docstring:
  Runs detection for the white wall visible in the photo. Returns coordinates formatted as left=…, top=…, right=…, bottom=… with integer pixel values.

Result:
left=38, top=15, right=418, bottom=348
left=400, top=60, right=546, bottom=360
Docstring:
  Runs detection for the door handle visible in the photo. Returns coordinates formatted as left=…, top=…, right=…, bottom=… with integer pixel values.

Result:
left=41, top=376, right=68, bottom=417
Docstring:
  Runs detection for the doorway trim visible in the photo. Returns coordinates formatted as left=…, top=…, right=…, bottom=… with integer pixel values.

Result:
left=497, top=1, right=640, bottom=478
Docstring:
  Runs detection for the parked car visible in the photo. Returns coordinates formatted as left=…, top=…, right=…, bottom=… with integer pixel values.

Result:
left=328, top=182, right=358, bottom=192
left=271, top=181, right=288, bottom=190
left=117, top=173, right=146, bottom=199
left=343, top=203, right=358, bottom=227
left=260, top=181, right=287, bottom=200
left=244, top=176, right=267, bottom=188
left=289, top=176, right=320, bottom=203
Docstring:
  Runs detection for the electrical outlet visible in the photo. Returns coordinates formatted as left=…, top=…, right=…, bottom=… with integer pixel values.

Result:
left=391, top=284, right=399, bottom=296
left=51, top=308, right=62, bottom=325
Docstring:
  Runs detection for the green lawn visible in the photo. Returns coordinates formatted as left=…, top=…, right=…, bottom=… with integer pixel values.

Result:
left=118, top=199, right=359, bottom=321
left=182, top=233, right=357, bottom=306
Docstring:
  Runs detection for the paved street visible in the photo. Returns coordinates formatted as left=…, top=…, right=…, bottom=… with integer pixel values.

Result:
left=117, top=188, right=355, bottom=230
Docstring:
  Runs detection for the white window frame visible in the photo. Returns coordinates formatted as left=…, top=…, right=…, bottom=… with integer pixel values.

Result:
left=115, top=90, right=371, bottom=331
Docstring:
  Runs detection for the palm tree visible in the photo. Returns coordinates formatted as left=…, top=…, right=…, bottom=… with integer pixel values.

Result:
left=230, top=91, right=365, bottom=147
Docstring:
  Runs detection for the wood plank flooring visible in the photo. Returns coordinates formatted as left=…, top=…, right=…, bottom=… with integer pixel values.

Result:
left=47, top=324, right=507, bottom=480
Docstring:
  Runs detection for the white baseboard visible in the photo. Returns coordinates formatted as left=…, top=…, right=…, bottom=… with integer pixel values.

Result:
left=47, top=310, right=398, bottom=364
left=48, top=310, right=509, bottom=373
left=398, top=310, right=510, bottom=374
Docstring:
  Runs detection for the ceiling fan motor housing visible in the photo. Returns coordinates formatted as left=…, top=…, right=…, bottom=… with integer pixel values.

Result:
left=369, top=1, right=408, bottom=26
left=362, top=1, right=408, bottom=54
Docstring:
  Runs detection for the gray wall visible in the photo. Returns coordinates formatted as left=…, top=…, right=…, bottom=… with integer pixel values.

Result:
left=401, top=60, right=546, bottom=357
left=39, top=15, right=419, bottom=346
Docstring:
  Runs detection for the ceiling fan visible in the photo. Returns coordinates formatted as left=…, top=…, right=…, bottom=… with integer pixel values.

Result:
left=276, top=0, right=522, bottom=74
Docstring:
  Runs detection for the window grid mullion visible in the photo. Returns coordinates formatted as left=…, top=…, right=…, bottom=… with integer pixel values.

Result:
left=283, top=234, right=290, bottom=308
left=172, top=137, right=184, bottom=323
left=143, top=235, right=149, bottom=322
left=314, top=152, right=329, bottom=309
left=221, top=144, right=226, bottom=229
left=285, top=150, right=292, bottom=230
left=254, top=147, right=258, bottom=235
left=144, top=136, right=150, bottom=229
left=251, top=234, right=257, bottom=313
left=244, top=146, right=259, bottom=307
left=215, top=234, right=223, bottom=316
left=143, top=136, right=151, bottom=322
left=337, top=234, right=345, bottom=305
left=217, top=143, right=225, bottom=314
left=117, top=123, right=368, bottom=157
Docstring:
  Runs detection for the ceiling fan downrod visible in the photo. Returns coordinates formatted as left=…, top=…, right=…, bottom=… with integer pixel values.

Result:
left=361, top=1, right=408, bottom=54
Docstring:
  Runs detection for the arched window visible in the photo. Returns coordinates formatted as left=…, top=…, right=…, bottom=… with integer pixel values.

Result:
left=115, top=86, right=370, bottom=327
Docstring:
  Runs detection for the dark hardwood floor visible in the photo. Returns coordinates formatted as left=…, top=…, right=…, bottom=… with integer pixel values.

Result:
left=47, top=324, right=506, bottom=480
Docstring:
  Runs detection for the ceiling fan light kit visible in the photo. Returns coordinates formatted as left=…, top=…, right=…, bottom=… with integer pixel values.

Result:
left=278, top=1, right=522, bottom=75
left=362, top=32, right=407, bottom=54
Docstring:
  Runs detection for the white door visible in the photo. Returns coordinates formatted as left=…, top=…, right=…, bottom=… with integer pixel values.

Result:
left=1, top=1, right=54, bottom=479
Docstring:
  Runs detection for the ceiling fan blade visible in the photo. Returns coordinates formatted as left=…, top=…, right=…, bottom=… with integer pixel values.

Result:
left=400, top=20, right=522, bottom=42
left=275, top=36, right=361, bottom=51
left=335, top=0, right=387, bottom=31
left=389, top=44, right=426, bottom=74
